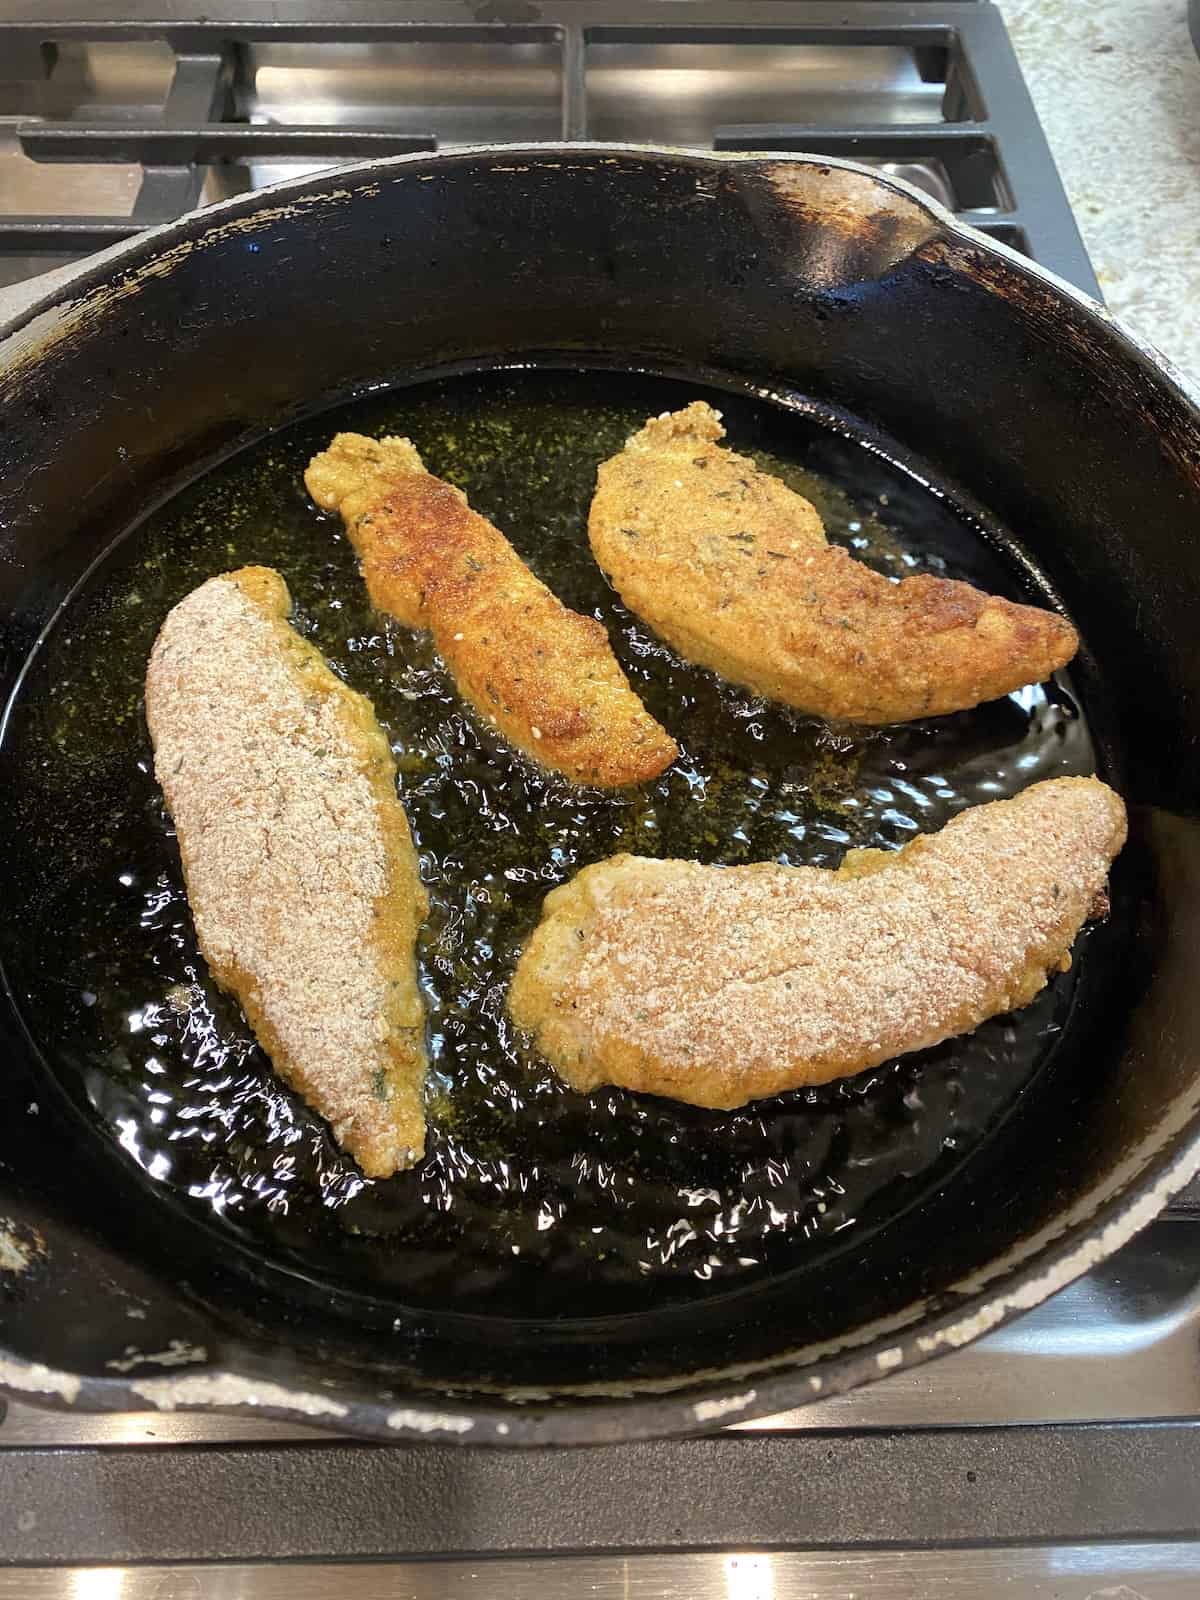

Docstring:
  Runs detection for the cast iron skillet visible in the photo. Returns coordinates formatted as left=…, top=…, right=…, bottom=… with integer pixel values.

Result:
left=1, top=147, right=1199, bottom=1448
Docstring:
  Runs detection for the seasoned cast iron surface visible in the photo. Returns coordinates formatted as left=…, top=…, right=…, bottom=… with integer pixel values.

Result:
left=2, top=367, right=1099, bottom=1320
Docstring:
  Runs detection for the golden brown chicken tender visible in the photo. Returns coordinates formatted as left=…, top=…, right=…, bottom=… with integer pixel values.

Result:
left=305, top=433, right=677, bottom=788
left=509, top=776, right=1125, bottom=1109
left=145, top=566, right=429, bottom=1178
left=588, top=402, right=1079, bottom=724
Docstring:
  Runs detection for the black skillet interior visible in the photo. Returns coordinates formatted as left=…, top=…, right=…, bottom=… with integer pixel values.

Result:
left=1, top=151, right=1199, bottom=1421
left=1, top=363, right=1110, bottom=1321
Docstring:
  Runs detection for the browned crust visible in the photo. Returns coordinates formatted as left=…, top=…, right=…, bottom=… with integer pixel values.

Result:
left=305, top=433, right=678, bottom=788
left=145, top=565, right=429, bottom=1178
left=588, top=402, right=1079, bottom=724
left=509, top=776, right=1127, bottom=1110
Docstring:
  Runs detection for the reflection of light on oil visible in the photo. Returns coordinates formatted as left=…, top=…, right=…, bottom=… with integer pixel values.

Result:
left=724, top=1553, right=775, bottom=1600
left=71, top=1571, right=125, bottom=1600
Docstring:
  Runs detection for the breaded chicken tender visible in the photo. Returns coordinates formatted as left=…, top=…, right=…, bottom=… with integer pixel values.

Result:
left=588, top=402, right=1079, bottom=724
left=510, top=776, right=1125, bottom=1109
left=145, top=566, right=429, bottom=1178
left=305, top=433, right=677, bottom=788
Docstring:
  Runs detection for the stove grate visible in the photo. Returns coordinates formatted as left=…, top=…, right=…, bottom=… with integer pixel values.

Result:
left=0, top=2, right=1097, bottom=295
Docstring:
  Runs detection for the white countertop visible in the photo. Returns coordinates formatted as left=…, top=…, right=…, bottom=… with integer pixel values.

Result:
left=1001, top=0, right=1200, bottom=384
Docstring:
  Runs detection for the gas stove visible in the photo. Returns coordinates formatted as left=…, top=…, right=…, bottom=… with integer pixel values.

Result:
left=1, top=2, right=1198, bottom=1595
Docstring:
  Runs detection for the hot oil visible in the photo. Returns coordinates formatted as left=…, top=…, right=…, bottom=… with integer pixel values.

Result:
left=4, top=368, right=1097, bottom=1318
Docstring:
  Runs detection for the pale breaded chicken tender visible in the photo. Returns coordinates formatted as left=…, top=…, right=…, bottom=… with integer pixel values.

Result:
left=145, top=566, right=429, bottom=1178
left=588, top=402, right=1080, bottom=724
left=510, top=777, right=1126, bottom=1109
left=305, top=433, right=677, bottom=788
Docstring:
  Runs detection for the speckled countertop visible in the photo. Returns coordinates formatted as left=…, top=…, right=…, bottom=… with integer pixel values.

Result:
left=1000, top=0, right=1200, bottom=383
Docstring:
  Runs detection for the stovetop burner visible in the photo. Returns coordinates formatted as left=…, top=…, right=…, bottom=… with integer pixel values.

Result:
left=1, top=2, right=1197, bottom=1593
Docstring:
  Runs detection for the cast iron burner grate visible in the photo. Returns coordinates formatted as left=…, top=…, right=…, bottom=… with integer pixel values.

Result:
left=0, top=0, right=1097, bottom=296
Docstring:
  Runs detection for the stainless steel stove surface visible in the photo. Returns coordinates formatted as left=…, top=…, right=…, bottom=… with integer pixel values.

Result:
left=1, top=2, right=1198, bottom=1595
